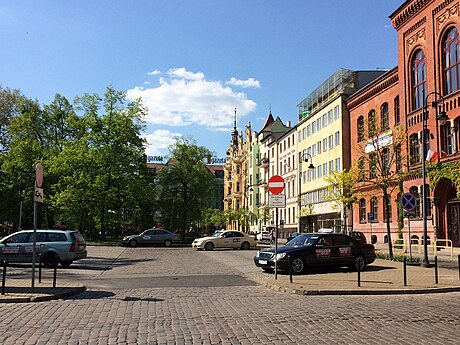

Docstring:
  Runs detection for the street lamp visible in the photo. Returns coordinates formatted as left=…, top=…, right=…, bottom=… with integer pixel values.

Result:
left=298, top=152, right=315, bottom=233
left=421, top=91, right=448, bottom=268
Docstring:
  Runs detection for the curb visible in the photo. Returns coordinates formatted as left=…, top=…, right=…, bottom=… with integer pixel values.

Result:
left=0, top=286, right=86, bottom=303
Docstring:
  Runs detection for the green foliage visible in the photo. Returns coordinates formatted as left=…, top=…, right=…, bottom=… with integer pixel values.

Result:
left=427, top=161, right=460, bottom=197
left=157, top=137, right=214, bottom=233
left=376, top=252, right=421, bottom=264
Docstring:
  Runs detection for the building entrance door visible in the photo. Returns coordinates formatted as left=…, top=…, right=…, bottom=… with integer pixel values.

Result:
left=448, top=202, right=460, bottom=247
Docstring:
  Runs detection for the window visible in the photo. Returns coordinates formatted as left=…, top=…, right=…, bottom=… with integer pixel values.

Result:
left=317, top=118, right=321, bottom=131
left=359, top=199, right=366, bottom=223
left=322, top=138, right=327, bottom=152
left=370, top=197, right=378, bottom=222
left=442, top=122, right=454, bottom=155
left=412, top=50, right=426, bottom=110
left=322, top=114, right=327, bottom=127
left=394, top=96, right=400, bottom=125
left=329, top=160, right=334, bottom=173
left=380, top=102, right=389, bottom=131
left=396, top=144, right=402, bottom=171
left=368, top=110, right=376, bottom=137
left=328, top=135, right=333, bottom=150
left=358, top=157, right=365, bottom=181
left=307, top=125, right=311, bottom=137
left=334, top=131, right=340, bottom=146
left=303, top=128, right=307, bottom=139
left=409, top=186, right=421, bottom=218
left=312, top=144, right=316, bottom=157
left=409, top=133, right=420, bottom=165
left=334, top=105, right=340, bottom=120
left=298, top=131, right=302, bottom=142
left=444, top=27, right=460, bottom=94
left=382, top=148, right=390, bottom=175
left=317, top=141, right=321, bottom=155
left=317, top=166, right=322, bottom=179
left=369, top=153, right=377, bottom=178
left=383, top=196, right=392, bottom=222
left=312, top=121, right=316, bottom=134
left=357, top=116, right=365, bottom=141
left=323, top=163, right=327, bottom=177
left=334, top=158, right=341, bottom=171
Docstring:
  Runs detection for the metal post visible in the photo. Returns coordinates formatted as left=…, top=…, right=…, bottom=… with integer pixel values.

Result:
left=298, top=160, right=302, bottom=234
left=408, top=217, right=412, bottom=260
left=288, top=255, right=293, bottom=283
left=31, top=201, right=37, bottom=290
left=435, top=256, right=438, bottom=285
left=357, top=262, right=361, bottom=287
left=1, top=260, right=7, bottom=295
left=421, top=97, right=430, bottom=268
left=403, top=257, right=407, bottom=286
left=38, top=253, right=42, bottom=284
left=275, top=207, right=278, bottom=280
left=53, top=259, right=58, bottom=288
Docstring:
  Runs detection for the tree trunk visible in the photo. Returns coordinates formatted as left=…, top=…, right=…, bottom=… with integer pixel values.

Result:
left=384, top=190, right=393, bottom=257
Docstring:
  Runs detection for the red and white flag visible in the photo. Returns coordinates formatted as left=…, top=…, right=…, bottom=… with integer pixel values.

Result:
left=426, top=149, right=438, bottom=162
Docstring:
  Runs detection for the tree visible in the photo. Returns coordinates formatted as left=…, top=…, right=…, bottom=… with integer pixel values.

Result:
left=0, top=86, right=24, bottom=152
left=355, top=125, right=408, bottom=257
left=324, top=168, right=358, bottom=234
left=157, top=137, right=214, bottom=234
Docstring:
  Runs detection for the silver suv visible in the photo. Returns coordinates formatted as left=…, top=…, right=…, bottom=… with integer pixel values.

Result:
left=0, top=229, right=87, bottom=267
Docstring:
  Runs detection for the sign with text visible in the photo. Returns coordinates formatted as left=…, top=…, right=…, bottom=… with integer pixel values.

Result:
left=269, top=194, right=286, bottom=208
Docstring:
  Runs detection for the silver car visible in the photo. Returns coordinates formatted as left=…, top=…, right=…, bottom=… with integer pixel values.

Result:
left=0, top=229, right=87, bottom=267
left=122, top=228, right=180, bottom=247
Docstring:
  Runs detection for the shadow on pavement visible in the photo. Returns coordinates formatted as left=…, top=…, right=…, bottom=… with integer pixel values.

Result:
left=262, top=264, right=397, bottom=276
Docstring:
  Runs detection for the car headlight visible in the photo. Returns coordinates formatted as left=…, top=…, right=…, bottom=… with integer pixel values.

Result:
left=276, top=253, right=286, bottom=260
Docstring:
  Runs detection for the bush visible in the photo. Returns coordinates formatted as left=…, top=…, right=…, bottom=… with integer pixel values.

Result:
left=376, top=252, right=421, bottom=264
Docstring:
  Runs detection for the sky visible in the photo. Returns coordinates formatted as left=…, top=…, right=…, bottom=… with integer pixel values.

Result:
left=0, top=0, right=403, bottom=160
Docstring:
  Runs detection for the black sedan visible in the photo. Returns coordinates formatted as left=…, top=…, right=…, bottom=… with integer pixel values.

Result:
left=254, top=233, right=376, bottom=274
left=122, top=228, right=180, bottom=247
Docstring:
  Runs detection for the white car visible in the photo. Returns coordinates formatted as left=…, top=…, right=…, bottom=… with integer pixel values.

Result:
left=256, top=231, right=271, bottom=243
left=192, top=230, right=257, bottom=251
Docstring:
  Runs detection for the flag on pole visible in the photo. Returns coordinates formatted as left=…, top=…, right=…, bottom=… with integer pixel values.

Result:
left=426, top=148, right=438, bottom=162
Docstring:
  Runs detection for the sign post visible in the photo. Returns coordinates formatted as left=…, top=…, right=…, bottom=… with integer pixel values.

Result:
left=268, top=175, right=285, bottom=280
left=32, top=163, right=44, bottom=290
left=401, top=193, right=416, bottom=259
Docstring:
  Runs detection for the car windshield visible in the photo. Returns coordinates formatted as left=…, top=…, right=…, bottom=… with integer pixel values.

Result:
left=285, top=234, right=319, bottom=247
left=212, top=231, right=223, bottom=237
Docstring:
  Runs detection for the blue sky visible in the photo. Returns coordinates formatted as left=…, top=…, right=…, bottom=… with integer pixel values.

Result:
left=1, top=0, right=402, bottom=159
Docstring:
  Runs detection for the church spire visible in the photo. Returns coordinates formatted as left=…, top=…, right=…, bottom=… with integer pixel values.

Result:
left=231, top=108, right=238, bottom=146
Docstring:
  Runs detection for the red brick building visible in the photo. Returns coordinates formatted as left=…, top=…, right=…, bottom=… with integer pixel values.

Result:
left=347, top=0, right=460, bottom=247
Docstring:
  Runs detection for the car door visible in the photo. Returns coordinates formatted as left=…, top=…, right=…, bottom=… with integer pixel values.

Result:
left=0, top=232, right=30, bottom=263
left=140, top=230, right=156, bottom=245
left=312, top=235, right=335, bottom=267
left=331, top=234, right=354, bottom=267
left=152, top=230, right=166, bottom=244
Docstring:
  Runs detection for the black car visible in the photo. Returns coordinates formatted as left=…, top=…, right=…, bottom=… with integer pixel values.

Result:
left=254, top=233, right=376, bottom=274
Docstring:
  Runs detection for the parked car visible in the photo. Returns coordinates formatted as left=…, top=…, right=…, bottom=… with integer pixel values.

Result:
left=122, top=228, right=180, bottom=247
left=256, top=231, right=271, bottom=243
left=192, top=230, right=257, bottom=250
left=254, top=233, right=376, bottom=274
left=0, top=229, right=87, bottom=267
left=350, top=231, right=367, bottom=244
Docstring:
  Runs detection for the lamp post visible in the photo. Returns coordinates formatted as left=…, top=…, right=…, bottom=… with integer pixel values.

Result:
left=298, top=152, right=315, bottom=233
left=421, top=92, right=448, bottom=268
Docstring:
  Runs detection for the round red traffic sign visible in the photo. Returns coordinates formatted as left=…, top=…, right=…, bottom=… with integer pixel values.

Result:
left=268, top=175, right=285, bottom=194
left=35, top=163, right=44, bottom=188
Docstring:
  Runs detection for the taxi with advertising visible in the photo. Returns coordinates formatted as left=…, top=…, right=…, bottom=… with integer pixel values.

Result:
left=192, top=230, right=257, bottom=251
left=254, top=233, right=375, bottom=274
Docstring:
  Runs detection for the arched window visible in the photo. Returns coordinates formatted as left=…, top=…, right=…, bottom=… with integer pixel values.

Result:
left=442, top=122, right=454, bottom=155
left=444, top=27, right=460, bottom=94
left=412, top=50, right=426, bottom=110
left=369, top=153, right=377, bottom=178
left=368, top=110, right=376, bottom=137
left=409, top=186, right=421, bottom=218
left=358, top=157, right=365, bottom=181
left=409, top=133, right=420, bottom=165
left=380, top=103, right=389, bottom=131
left=357, top=116, right=365, bottom=141
left=359, top=199, right=366, bottom=223
left=370, top=197, right=378, bottom=222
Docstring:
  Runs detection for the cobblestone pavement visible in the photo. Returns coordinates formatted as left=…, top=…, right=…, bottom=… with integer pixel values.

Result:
left=1, top=247, right=459, bottom=344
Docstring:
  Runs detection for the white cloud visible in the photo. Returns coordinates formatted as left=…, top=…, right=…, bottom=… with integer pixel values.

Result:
left=143, top=81, right=151, bottom=85
left=147, top=69, right=161, bottom=75
left=226, top=77, right=261, bottom=89
left=168, top=67, right=204, bottom=81
left=142, top=129, right=181, bottom=156
left=126, top=67, right=257, bottom=128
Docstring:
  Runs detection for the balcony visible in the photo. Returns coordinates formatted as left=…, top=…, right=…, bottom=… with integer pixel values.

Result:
left=258, top=157, right=269, bottom=167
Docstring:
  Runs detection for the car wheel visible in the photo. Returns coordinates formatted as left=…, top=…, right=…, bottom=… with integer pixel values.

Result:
left=164, top=239, right=173, bottom=247
left=353, top=256, right=366, bottom=271
left=129, top=239, right=138, bottom=247
left=240, top=241, right=250, bottom=250
left=60, top=260, right=73, bottom=268
left=290, top=256, right=305, bottom=274
left=204, top=242, right=214, bottom=251
left=43, top=252, right=60, bottom=267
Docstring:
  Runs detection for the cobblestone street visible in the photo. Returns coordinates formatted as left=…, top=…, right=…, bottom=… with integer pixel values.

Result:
left=1, top=247, right=459, bottom=344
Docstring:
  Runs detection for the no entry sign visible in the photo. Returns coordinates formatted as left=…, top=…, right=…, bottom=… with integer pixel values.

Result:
left=268, top=175, right=285, bottom=194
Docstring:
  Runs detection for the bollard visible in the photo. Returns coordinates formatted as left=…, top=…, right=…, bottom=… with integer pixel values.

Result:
left=1, top=260, right=7, bottom=295
left=357, top=262, right=361, bottom=287
left=38, top=253, right=42, bottom=284
left=435, top=256, right=438, bottom=285
left=403, top=257, right=407, bottom=287
left=288, top=255, right=293, bottom=284
left=52, top=257, right=59, bottom=288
